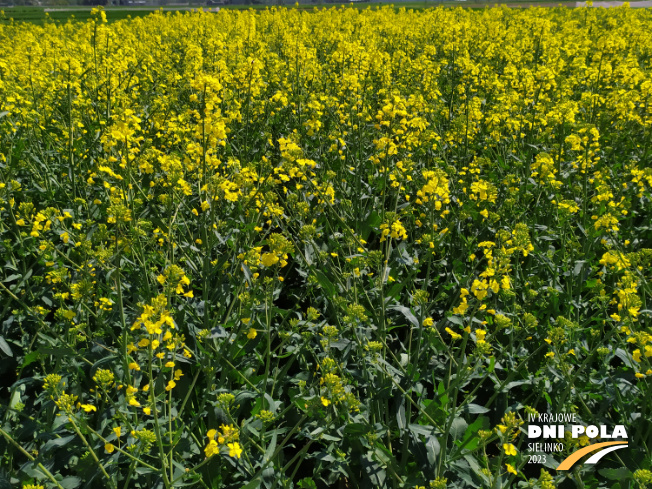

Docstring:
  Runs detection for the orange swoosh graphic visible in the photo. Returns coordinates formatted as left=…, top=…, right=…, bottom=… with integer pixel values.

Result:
left=557, top=441, right=628, bottom=470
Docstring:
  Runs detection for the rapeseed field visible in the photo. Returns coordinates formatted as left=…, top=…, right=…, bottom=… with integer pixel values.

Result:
left=0, top=4, right=651, bottom=488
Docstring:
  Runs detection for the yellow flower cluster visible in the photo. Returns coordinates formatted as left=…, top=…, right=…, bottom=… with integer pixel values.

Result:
left=204, top=425, right=242, bottom=459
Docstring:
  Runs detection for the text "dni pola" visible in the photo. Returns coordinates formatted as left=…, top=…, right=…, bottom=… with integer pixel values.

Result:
left=528, top=424, right=628, bottom=439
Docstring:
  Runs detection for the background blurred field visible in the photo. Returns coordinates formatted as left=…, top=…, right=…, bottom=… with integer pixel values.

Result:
left=0, top=1, right=581, bottom=24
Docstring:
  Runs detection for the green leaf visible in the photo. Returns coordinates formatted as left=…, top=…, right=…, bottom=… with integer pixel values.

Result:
left=292, top=396, right=309, bottom=413
left=0, top=472, right=11, bottom=489
left=361, top=451, right=386, bottom=487
left=59, top=476, right=81, bottom=489
left=42, top=435, right=75, bottom=453
left=463, top=454, right=484, bottom=480
left=0, top=336, right=13, bottom=357
left=315, top=270, right=336, bottom=298
left=234, top=391, right=257, bottom=406
left=264, top=431, right=277, bottom=463
left=389, top=305, right=419, bottom=328
left=462, top=404, right=490, bottom=414
left=503, top=380, right=530, bottom=392
left=321, top=434, right=342, bottom=442
left=344, top=423, right=370, bottom=437
left=361, top=210, right=381, bottom=241
left=457, top=416, right=489, bottom=452
left=297, top=478, right=317, bottom=489
left=598, top=468, right=631, bottom=481
left=262, top=467, right=275, bottom=489
left=448, top=316, right=464, bottom=326
left=386, top=282, right=405, bottom=302
left=487, top=356, right=496, bottom=373
left=615, top=348, right=636, bottom=368
left=450, top=458, right=474, bottom=485
left=425, top=435, right=440, bottom=465
left=450, top=417, right=468, bottom=440
left=239, top=477, right=261, bottom=489
left=396, top=403, right=406, bottom=431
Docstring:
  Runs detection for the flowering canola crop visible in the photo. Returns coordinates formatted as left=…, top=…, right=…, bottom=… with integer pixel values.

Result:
left=1, top=4, right=652, bottom=488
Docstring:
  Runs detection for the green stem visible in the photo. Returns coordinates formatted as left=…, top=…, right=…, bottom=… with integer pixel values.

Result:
left=68, top=415, right=117, bottom=489
left=0, top=427, right=66, bottom=489
left=148, top=345, right=172, bottom=489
